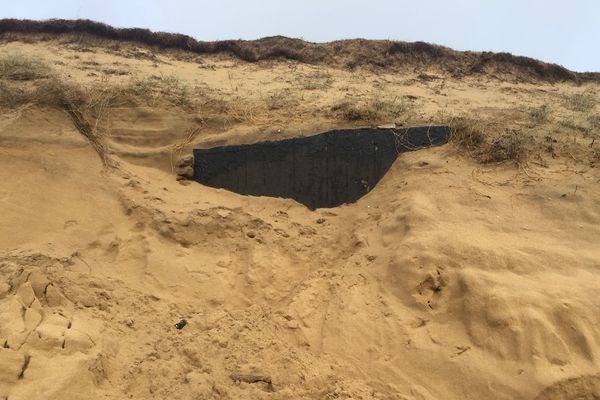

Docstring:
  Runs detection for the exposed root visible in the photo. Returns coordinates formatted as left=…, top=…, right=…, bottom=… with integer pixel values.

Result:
left=18, top=355, right=31, bottom=379
left=64, top=104, right=112, bottom=166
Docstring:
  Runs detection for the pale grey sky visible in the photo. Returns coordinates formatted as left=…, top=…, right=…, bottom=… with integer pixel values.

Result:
left=1, top=0, right=598, bottom=72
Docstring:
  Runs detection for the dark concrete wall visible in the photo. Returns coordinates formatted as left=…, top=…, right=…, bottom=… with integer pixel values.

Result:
left=193, top=126, right=449, bottom=209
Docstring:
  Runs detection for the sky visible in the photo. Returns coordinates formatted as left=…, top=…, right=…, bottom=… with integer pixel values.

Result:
left=1, top=0, right=598, bottom=72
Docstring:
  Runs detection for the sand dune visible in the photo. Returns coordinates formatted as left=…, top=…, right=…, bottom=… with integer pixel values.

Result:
left=1, top=27, right=599, bottom=399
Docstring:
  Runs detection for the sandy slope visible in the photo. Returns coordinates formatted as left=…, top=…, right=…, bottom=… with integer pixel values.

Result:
left=1, top=36, right=600, bottom=400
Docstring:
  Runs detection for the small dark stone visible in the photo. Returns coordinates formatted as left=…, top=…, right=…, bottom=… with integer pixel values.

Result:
left=246, top=231, right=256, bottom=238
left=316, top=218, right=326, bottom=224
left=175, top=319, right=187, bottom=330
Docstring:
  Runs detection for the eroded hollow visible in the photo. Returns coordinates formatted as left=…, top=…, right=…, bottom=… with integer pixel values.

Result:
left=193, top=126, right=449, bottom=209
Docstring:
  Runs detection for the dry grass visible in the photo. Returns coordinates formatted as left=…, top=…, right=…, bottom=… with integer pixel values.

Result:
left=529, top=104, right=551, bottom=124
left=332, top=96, right=409, bottom=123
left=449, top=118, right=486, bottom=152
left=300, top=71, right=334, bottom=90
left=35, top=77, right=115, bottom=164
left=32, top=77, right=86, bottom=107
left=0, top=80, right=29, bottom=107
left=592, top=148, right=600, bottom=164
left=484, top=130, right=528, bottom=163
left=102, top=67, right=129, bottom=76
left=0, top=54, right=50, bottom=80
left=558, top=117, right=589, bottom=133
left=0, top=56, right=84, bottom=109
left=263, top=89, right=298, bottom=111
left=0, top=53, right=544, bottom=169
left=201, top=95, right=229, bottom=114
left=0, top=56, right=201, bottom=165
left=0, top=63, right=118, bottom=165
left=450, top=118, right=528, bottom=164
left=587, top=113, right=600, bottom=130
left=564, top=90, right=597, bottom=113
left=0, top=55, right=52, bottom=107
left=125, top=75, right=191, bottom=107
left=372, top=97, right=408, bottom=119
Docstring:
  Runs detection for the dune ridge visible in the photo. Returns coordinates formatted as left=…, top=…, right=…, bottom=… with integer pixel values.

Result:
left=1, top=18, right=599, bottom=83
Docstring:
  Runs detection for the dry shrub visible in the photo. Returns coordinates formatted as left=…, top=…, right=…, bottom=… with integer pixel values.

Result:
left=484, top=130, right=527, bottom=163
left=449, top=118, right=486, bottom=151
left=468, top=51, right=581, bottom=82
left=263, top=46, right=305, bottom=62
left=450, top=118, right=528, bottom=164
left=0, top=54, right=50, bottom=80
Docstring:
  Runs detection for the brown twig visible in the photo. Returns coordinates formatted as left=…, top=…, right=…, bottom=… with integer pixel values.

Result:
left=170, top=124, right=202, bottom=173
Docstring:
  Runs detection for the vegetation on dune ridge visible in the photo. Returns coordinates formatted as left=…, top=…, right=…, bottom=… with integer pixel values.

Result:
left=0, top=49, right=598, bottom=169
left=0, top=18, right=598, bottom=83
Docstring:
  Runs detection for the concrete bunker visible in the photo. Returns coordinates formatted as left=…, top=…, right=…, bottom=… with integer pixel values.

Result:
left=193, top=126, right=449, bottom=209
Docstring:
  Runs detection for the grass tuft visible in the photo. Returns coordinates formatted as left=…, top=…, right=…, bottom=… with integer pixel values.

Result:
left=300, top=71, right=334, bottom=90
left=528, top=104, right=551, bottom=124
left=125, top=75, right=190, bottom=107
left=450, top=118, right=528, bottom=164
left=0, top=80, right=29, bottom=107
left=0, top=54, right=51, bottom=80
left=587, top=113, right=600, bottom=130
left=332, top=96, right=409, bottom=122
left=564, top=90, right=597, bottom=112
